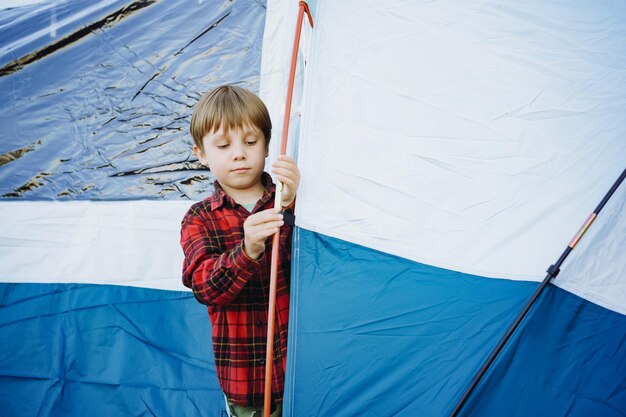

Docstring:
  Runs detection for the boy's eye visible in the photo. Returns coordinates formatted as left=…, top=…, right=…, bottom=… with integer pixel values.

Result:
left=246, top=140, right=258, bottom=145
left=216, top=143, right=229, bottom=149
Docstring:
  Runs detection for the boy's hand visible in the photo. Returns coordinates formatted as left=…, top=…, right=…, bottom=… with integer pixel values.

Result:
left=271, top=155, right=300, bottom=208
left=243, top=209, right=284, bottom=259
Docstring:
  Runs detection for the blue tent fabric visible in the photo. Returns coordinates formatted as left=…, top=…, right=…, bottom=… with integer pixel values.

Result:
left=0, top=284, right=223, bottom=417
left=285, top=228, right=537, bottom=416
left=462, top=285, right=626, bottom=417
left=285, top=229, right=626, bottom=417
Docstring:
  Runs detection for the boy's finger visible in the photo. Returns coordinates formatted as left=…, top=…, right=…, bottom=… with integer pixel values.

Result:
left=272, top=165, right=298, bottom=176
left=263, top=228, right=280, bottom=239
left=276, top=171, right=299, bottom=185
left=276, top=155, right=296, bottom=163
left=272, top=156, right=295, bottom=165
left=272, top=168, right=297, bottom=180
left=249, top=219, right=282, bottom=233
left=253, top=227, right=280, bottom=241
left=251, top=209, right=283, bottom=220
left=247, top=214, right=283, bottom=228
left=276, top=176, right=297, bottom=190
left=254, top=220, right=284, bottom=230
left=273, top=163, right=300, bottom=176
left=271, top=159, right=298, bottom=171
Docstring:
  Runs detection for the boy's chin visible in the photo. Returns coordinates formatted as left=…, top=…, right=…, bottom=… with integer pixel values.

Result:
left=220, top=174, right=264, bottom=193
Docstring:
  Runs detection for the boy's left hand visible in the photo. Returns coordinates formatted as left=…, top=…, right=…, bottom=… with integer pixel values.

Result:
left=271, top=155, right=300, bottom=208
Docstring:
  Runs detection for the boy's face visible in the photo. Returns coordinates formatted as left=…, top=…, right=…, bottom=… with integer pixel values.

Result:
left=194, top=124, right=268, bottom=200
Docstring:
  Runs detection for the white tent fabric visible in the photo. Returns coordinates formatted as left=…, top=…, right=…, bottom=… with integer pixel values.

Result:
left=554, top=181, right=626, bottom=315
left=0, top=201, right=189, bottom=290
left=261, top=0, right=626, bottom=314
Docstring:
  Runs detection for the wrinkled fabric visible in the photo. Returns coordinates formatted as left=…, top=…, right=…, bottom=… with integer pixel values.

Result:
left=0, top=0, right=266, bottom=200
left=0, top=1, right=268, bottom=416
left=0, top=283, right=225, bottom=417
left=285, top=229, right=626, bottom=417
left=256, top=1, right=626, bottom=416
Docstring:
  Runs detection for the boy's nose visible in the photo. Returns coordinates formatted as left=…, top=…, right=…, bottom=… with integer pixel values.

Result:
left=232, top=143, right=246, bottom=160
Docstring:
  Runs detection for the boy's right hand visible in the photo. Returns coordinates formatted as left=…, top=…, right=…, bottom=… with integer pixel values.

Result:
left=243, top=209, right=284, bottom=259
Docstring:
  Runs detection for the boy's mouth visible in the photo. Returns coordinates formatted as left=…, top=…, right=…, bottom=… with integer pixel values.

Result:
left=231, top=167, right=250, bottom=173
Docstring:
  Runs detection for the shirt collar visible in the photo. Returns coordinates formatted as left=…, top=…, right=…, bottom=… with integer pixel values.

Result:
left=210, top=172, right=275, bottom=211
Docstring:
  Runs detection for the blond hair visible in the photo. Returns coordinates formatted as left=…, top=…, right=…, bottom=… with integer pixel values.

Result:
left=190, top=85, right=272, bottom=150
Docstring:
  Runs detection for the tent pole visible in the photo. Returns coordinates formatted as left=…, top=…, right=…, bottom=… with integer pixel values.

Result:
left=449, top=167, right=626, bottom=417
left=264, top=3, right=313, bottom=417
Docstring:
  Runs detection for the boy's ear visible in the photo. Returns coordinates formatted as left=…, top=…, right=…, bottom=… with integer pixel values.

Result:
left=193, top=144, right=208, bottom=166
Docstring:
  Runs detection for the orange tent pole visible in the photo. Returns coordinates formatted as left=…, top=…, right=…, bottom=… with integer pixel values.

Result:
left=264, top=2, right=313, bottom=417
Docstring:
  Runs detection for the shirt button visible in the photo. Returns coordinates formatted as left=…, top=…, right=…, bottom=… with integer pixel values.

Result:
left=256, top=321, right=264, bottom=327
left=258, top=358, right=265, bottom=365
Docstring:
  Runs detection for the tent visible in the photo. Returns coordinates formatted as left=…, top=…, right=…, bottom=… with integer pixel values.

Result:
left=1, top=0, right=625, bottom=416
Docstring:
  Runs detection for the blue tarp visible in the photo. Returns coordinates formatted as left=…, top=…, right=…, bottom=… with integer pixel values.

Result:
left=0, top=0, right=266, bottom=200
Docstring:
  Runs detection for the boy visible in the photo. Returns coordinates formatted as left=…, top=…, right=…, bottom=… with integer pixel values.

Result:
left=180, top=85, right=300, bottom=417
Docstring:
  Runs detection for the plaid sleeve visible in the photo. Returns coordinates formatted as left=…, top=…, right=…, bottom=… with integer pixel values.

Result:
left=180, top=210, right=261, bottom=306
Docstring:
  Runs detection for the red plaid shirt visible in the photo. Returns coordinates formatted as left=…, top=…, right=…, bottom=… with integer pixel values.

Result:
left=180, top=172, right=292, bottom=407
